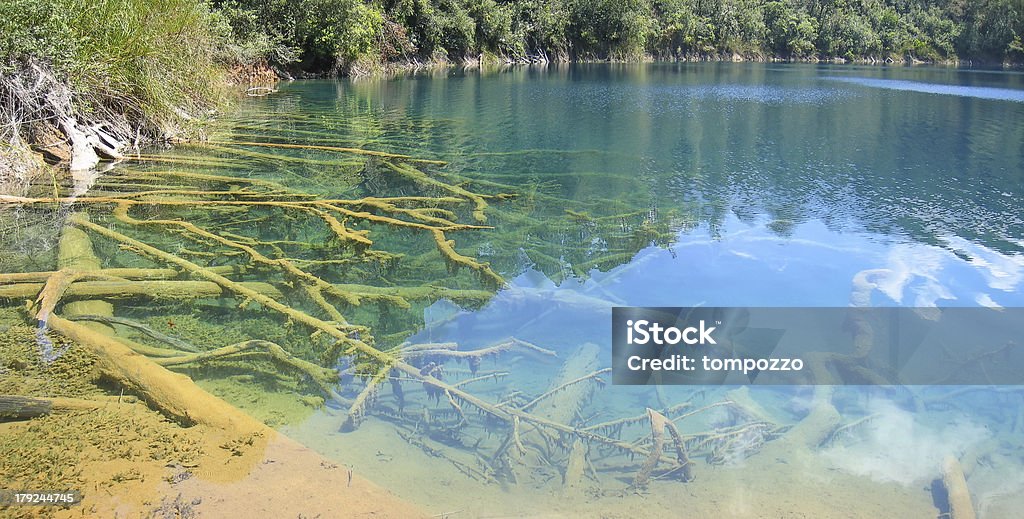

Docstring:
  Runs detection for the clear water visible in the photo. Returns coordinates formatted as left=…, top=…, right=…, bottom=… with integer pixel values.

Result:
left=6, top=63, right=1024, bottom=517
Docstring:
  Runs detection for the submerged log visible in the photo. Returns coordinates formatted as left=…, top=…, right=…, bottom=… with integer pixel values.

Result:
left=563, top=438, right=587, bottom=492
left=70, top=314, right=200, bottom=352
left=47, top=313, right=267, bottom=433
left=0, top=395, right=50, bottom=419
left=725, top=386, right=777, bottom=424
left=0, top=280, right=285, bottom=301
left=0, top=395, right=105, bottom=421
left=0, top=274, right=491, bottom=307
left=531, top=343, right=600, bottom=427
left=48, top=214, right=257, bottom=431
left=631, top=408, right=694, bottom=489
left=498, top=343, right=602, bottom=483
left=45, top=316, right=426, bottom=515
left=34, top=218, right=424, bottom=513
left=56, top=220, right=114, bottom=332
left=631, top=410, right=666, bottom=489
left=942, top=455, right=977, bottom=519
left=787, top=386, right=841, bottom=449
left=0, top=266, right=242, bottom=283
left=0, top=276, right=491, bottom=309
left=738, top=386, right=839, bottom=467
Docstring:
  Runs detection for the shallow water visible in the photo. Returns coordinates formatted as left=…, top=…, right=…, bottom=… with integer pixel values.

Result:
left=4, top=63, right=1024, bottom=517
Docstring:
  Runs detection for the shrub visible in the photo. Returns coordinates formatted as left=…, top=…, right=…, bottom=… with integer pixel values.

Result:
left=1, top=0, right=228, bottom=135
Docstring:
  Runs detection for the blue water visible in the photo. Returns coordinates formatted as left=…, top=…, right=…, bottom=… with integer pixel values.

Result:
left=215, top=64, right=1023, bottom=517
left=9, top=62, right=1013, bottom=517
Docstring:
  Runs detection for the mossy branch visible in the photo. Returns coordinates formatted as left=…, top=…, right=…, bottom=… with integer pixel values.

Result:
left=155, top=340, right=338, bottom=385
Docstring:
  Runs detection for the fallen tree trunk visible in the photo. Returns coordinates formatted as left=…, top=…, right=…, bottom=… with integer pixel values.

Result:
left=47, top=313, right=266, bottom=433
left=786, top=386, right=841, bottom=449
left=0, top=279, right=284, bottom=301
left=497, top=343, right=604, bottom=484
left=47, top=215, right=259, bottom=432
left=632, top=408, right=695, bottom=488
left=0, top=274, right=490, bottom=307
left=56, top=221, right=114, bottom=333
left=30, top=216, right=424, bottom=515
left=563, top=438, right=587, bottom=492
left=531, top=343, right=600, bottom=428
left=44, top=314, right=425, bottom=516
left=0, top=266, right=243, bottom=284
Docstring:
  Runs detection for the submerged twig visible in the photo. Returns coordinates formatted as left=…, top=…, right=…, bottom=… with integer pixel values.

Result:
left=68, top=314, right=199, bottom=352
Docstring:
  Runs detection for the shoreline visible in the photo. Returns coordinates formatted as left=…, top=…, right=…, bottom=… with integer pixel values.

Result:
left=337, top=54, right=1023, bottom=80
left=5, top=56, right=1019, bottom=195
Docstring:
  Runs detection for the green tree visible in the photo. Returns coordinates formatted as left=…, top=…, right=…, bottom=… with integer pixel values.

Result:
left=567, top=0, right=654, bottom=58
left=764, top=1, right=818, bottom=57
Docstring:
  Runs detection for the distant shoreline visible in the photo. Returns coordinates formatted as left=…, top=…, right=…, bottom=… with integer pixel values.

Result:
left=308, top=54, right=1024, bottom=80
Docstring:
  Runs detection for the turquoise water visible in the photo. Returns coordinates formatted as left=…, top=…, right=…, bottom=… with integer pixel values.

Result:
left=5, top=63, right=1024, bottom=517
left=257, top=64, right=1024, bottom=308
left=262, top=64, right=1023, bottom=517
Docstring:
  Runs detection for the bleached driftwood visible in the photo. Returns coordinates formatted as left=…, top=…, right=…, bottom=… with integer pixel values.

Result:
left=59, top=117, right=100, bottom=171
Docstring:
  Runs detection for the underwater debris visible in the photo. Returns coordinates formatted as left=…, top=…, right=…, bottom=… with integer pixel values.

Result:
left=149, top=493, right=201, bottom=519
left=820, top=413, right=880, bottom=448
left=0, top=137, right=831, bottom=499
left=0, top=395, right=103, bottom=420
left=341, top=362, right=390, bottom=432
left=563, top=438, right=588, bottom=493
left=942, top=455, right=978, bottom=519
left=631, top=408, right=694, bottom=489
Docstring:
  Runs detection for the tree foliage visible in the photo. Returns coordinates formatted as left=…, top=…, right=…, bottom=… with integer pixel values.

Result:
left=3, top=0, right=1023, bottom=80
left=213, top=0, right=1022, bottom=71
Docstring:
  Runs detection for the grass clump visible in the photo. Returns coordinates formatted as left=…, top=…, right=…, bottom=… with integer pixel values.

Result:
left=0, top=0, right=229, bottom=151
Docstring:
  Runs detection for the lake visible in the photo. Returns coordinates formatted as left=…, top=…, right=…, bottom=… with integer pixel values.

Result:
left=3, top=63, right=1023, bottom=517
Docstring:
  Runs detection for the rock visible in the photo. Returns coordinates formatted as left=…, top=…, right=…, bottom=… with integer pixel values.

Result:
left=29, top=122, right=71, bottom=164
left=227, top=60, right=281, bottom=87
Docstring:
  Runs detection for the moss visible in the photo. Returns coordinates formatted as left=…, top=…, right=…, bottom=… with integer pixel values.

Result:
left=0, top=405, right=203, bottom=517
left=141, top=313, right=254, bottom=348
left=0, top=307, right=102, bottom=398
left=196, top=377, right=317, bottom=428
left=0, top=422, right=82, bottom=519
left=127, top=313, right=325, bottom=428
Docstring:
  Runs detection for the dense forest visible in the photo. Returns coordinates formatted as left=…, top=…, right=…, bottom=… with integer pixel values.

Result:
left=4, top=1, right=1023, bottom=78
left=216, top=0, right=1023, bottom=72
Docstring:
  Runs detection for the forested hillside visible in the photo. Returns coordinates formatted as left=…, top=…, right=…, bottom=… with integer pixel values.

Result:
left=214, top=0, right=1024, bottom=72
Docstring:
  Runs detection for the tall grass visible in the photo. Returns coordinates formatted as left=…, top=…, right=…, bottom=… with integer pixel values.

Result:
left=1, top=0, right=228, bottom=137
